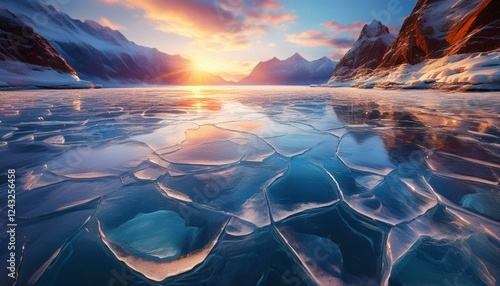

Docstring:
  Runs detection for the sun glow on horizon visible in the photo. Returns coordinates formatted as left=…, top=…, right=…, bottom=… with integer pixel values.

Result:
left=190, top=56, right=254, bottom=82
left=191, top=58, right=227, bottom=75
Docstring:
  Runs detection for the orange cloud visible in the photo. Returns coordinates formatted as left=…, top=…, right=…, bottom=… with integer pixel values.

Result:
left=328, top=53, right=346, bottom=61
left=98, top=17, right=126, bottom=30
left=103, top=0, right=295, bottom=49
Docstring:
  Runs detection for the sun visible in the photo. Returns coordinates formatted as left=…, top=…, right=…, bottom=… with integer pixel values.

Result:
left=189, top=55, right=253, bottom=82
left=193, top=61, right=206, bottom=72
left=192, top=58, right=221, bottom=74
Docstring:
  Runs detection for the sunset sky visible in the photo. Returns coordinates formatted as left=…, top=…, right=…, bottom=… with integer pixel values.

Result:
left=55, top=0, right=415, bottom=81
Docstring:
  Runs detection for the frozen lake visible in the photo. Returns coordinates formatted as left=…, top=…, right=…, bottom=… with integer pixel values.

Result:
left=1, top=86, right=499, bottom=285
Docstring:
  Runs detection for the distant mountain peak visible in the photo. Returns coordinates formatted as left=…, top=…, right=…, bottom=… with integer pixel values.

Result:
left=288, top=52, right=305, bottom=61
left=368, top=20, right=382, bottom=28
left=360, top=20, right=391, bottom=38
left=239, top=54, right=336, bottom=85
left=316, top=56, right=331, bottom=62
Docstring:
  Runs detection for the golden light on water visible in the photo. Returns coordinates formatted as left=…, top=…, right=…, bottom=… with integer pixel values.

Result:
left=178, top=98, right=222, bottom=112
left=194, top=102, right=202, bottom=113
left=73, top=98, right=81, bottom=111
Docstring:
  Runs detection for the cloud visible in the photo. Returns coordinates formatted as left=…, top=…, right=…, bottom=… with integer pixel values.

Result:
left=102, top=0, right=295, bottom=49
left=287, top=20, right=366, bottom=50
left=328, top=53, right=346, bottom=61
left=388, top=25, right=400, bottom=35
left=287, top=30, right=354, bottom=49
left=253, top=0, right=282, bottom=10
left=98, top=17, right=126, bottom=30
left=329, top=38, right=356, bottom=49
left=322, top=21, right=365, bottom=33
left=267, top=41, right=276, bottom=47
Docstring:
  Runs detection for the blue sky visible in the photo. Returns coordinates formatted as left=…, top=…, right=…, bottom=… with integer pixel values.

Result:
left=54, top=0, right=416, bottom=80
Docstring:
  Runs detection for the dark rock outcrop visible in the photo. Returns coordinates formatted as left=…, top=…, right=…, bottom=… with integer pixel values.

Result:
left=0, top=7, right=76, bottom=76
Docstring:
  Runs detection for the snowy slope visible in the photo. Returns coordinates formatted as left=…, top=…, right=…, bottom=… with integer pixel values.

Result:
left=239, top=53, right=336, bottom=85
left=1, top=0, right=226, bottom=86
left=329, top=50, right=500, bottom=91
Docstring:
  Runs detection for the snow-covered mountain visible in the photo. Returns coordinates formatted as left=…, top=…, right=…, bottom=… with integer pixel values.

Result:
left=239, top=53, right=336, bottom=85
left=1, top=0, right=226, bottom=86
left=0, top=7, right=92, bottom=88
left=0, top=8, right=74, bottom=75
left=330, top=21, right=395, bottom=81
left=328, top=0, right=500, bottom=90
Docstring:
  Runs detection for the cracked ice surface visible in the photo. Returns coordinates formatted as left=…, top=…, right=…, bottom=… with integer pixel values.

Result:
left=1, top=86, right=499, bottom=285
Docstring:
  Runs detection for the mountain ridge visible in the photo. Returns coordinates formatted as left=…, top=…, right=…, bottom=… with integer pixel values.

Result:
left=240, top=53, right=336, bottom=85
left=0, top=6, right=94, bottom=88
left=1, top=0, right=227, bottom=86
left=0, top=7, right=75, bottom=75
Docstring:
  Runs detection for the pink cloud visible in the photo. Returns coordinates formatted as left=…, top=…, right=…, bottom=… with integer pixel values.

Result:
left=322, top=21, right=365, bottom=33
left=248, top=11, right=296, bottom=24
left=251, top=0, right=282, bottom=10
left=328, top=53, right=346, bottom=61
left=103, top=0, right=295, bottom=49
left=388, top=25, right=400, bottom=35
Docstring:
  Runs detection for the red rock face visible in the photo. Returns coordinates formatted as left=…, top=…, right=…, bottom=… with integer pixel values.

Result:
left=379, top=0, right=500, bottom=69
left=0, top=8, right=77, bottom=76
left=446, top=0, right=500, bottom=56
